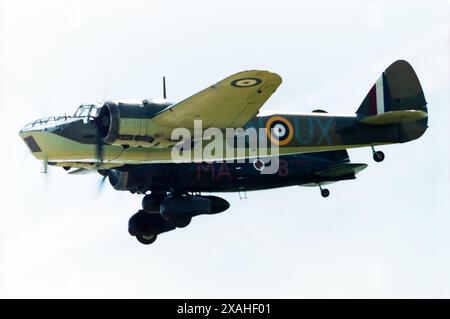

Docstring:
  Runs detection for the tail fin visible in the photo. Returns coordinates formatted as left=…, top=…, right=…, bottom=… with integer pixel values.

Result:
left=356, top=60, right=428, bottom=125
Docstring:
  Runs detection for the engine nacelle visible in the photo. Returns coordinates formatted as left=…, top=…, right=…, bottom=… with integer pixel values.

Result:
left=142, top=193, right=167, bottom=212
left=108, top=169, right=129, bottom=191
left=160, top=195, right=230, bottom=220
left=107, top=166, right=173, bottom=193
left=97, top=99, right=173, bottom=147
left=160, top=195, right=210, bottom=220
left=201, top=195, right=230, bottom=214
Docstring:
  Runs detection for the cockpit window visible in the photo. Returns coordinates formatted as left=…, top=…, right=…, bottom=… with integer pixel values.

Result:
left=90, top=107, right=99, bottom=117
left=74, top=104, right=99, bottom=118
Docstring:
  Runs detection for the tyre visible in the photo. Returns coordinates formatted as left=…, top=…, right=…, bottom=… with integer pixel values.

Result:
left=321, top=188, right=330, bottom=198
left=136, top=234, right=157, bottom=245
left=373, top=151, right=385, bottom=162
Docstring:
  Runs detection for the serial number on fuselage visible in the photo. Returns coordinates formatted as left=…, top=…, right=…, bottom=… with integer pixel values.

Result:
left=196, top=158, right=311, bottom=181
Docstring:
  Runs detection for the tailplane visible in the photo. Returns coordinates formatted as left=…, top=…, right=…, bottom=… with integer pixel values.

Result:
left=305, top=149, right=367, bottom=182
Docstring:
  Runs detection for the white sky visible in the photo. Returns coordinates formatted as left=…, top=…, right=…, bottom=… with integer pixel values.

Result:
left=0, top=0, right=449, bottom=298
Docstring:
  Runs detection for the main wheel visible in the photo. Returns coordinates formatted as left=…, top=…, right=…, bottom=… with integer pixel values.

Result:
left=321, top=188, right=330, bottom=198
left=136, top=234, right=157, bottom=245
left=373, top=151, right=385, bottom=162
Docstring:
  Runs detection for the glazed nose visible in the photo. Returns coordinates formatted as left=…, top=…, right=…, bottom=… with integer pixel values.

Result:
left=19, top=121, right=38, bottom=134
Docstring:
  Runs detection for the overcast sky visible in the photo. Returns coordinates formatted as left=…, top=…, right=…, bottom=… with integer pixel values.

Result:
left=0, top=0, right=449, bottom=298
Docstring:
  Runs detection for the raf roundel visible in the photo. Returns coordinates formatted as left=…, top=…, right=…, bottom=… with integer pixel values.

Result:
left=231, top=77, right=262, bottom=88
left=265, top=116, right=294, bottom=146
left=253, top=158, right=265, bottom=171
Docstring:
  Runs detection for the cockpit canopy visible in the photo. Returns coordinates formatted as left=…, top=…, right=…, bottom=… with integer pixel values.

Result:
left=73, top=103, right=101, bottom=118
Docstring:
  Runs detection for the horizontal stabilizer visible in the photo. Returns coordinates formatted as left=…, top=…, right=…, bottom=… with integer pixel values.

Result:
left=359, top=110, right=428, bottom=125
left=304, top=149, right=350, bottom=162
left=313, top=163, right=367, bottom=178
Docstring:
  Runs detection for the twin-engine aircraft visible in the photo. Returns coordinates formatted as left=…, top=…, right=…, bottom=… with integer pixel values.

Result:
left=19, top=60, right=428, bottom=245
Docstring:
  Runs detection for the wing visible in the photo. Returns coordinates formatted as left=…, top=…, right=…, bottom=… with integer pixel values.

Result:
left=152, top=70, right=282, bottom=129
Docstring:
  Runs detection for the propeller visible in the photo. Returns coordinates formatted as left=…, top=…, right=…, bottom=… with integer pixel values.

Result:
left=94, top=118, right=104, bottom=165
left=98, top=173, right=108, bottom=194
left=93, top=101, right=111, bottom=166
left=97, top=169, right=114, bottom=195
left=94, top=76, right=111, bottom=166
left=68, top=167, right=109, bottom=194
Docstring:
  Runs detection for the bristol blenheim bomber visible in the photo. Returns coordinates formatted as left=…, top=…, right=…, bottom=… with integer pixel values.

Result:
left=19, top=60, right=428, bottom=245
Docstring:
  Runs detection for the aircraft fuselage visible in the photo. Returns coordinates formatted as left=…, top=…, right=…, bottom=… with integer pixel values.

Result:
left=19, top=109, right=427, bottom=169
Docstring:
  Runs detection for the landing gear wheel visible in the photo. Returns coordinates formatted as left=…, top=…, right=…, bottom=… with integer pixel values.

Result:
left=373, top=151, right=385, bottom=162
left=173, top=217, right=192, bottom=228
left=136, top=234, right=157, bottom=245
left=320, top=188, right=330, bottom=198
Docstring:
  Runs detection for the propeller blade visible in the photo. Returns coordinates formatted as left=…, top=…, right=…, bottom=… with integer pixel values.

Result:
left=69, top=168, right=99, bottom=175
left=94, top=117, right=104, bottom=165
left=98, top=174, right=108, bottom=194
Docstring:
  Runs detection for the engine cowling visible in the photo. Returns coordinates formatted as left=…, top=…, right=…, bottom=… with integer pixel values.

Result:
left=201, top=195, right=230, bottom=214
left=142, top=193, right=167, bottom=212
left=108, top=169, right=129, bottom=191
left=107, top=166, right=174, bottom=193
left=160, top=195, right=210, bottom=220
left=160, top=195, right=230, bottom=220
left=97, top=99, right=172, bottom=147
